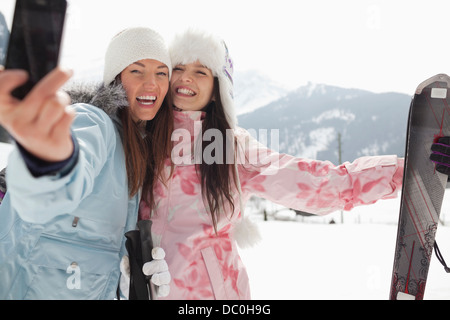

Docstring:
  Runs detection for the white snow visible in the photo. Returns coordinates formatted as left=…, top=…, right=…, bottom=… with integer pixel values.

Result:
left=240, top=196, right=450, bottom=300
left=312, top=109, right=356, bottom=124
left=233, top=70, right=290, bottom=116
left=1, top=142, right=449, bottom=300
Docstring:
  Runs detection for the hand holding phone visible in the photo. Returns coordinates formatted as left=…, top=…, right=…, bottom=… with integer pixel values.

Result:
left=0, top=68, right=74, bottom=162
left=0, top=0, right=73, bottom=162
left=5, top=0, right=67, bottom=100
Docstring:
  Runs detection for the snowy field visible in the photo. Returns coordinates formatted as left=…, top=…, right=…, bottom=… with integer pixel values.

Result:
left=1, top=142, right=449, bottom=300
left=240, top=200, right=450, bottom=300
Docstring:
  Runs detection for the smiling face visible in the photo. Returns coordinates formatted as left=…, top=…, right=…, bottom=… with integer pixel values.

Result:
left=120, top=59, right=170, bottom=122
left=170, top=61, right=215, bottom=111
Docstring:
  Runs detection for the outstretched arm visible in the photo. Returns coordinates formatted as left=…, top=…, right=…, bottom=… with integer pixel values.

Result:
left=236, top=127, right=403, bottom=215
left=0, top=68, right=74, bottom=162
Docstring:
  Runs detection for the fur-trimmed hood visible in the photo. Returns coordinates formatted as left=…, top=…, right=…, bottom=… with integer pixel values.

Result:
left=169, top=29, right=237, bottom=129
left=64, top=82, right=128, bottom=119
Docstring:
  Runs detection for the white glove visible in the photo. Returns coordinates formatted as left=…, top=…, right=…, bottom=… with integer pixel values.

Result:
left=119, top=255, right=131, bottom=299
left=119, top=247, right=171, bottom=299
left=143, top=247, right=171, bottom=298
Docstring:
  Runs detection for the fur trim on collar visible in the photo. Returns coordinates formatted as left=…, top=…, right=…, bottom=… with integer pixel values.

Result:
left=64, top=82, right=128, bottom=118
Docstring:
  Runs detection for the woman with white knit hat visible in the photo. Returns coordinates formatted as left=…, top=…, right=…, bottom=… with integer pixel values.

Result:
left=135, top=28, right=407, bottom=300
left=0, top=27, right=171, bottom=299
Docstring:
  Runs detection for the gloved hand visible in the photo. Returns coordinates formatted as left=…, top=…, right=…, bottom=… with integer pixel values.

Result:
left=119, top=247, right=171, bottom=299
left=142, top=247, right=171, bottom=297
left=430, top=136, right=450, bottom=175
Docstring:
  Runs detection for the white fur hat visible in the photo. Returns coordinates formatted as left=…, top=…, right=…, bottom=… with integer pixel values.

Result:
left=169, top=29, right=237, bottom=128
left=103, top=27, right=172, bottom=86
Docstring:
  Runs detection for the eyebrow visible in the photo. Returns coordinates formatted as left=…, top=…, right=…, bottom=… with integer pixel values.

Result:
left=132, top=62, right=169, bottom=69
left=176, top=63, right=209, bottom=69
left=194, top=63, right=209, bottom=69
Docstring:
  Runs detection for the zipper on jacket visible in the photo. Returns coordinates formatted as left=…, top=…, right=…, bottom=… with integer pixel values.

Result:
left=41, top=232, right=120, bottom=253
left=72, top=216, right=79, bottom=227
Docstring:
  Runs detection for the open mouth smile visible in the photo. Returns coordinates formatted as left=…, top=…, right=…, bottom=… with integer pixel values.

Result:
left=176, top=87, right=196, bottom=97
left=136, top=95, right=156, bottom=106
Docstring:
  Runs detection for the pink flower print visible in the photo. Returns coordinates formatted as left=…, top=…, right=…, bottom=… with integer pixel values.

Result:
left=347, top=176, right=386, bottom=207
left=174, top=224, right=240, bottom=299
left=241, top=174, right=266, bottom=193
left=173, top=166, right=200, bottom=196
left=296, top=182, right=317, bottom=204
left=172, top=259, right=214, bottom=299
left=196, top=224, right=240, bottom=296
left=296, top=179, right=339, bottom=210
left=340, top=188, right=355, bottom=210
left=296, top=182, right=312, bottom=196
left=349, top=178, right=363, bottom=205
left=177, top=242, right=193, bottom=260
left=174, top=243, right=214, bottom=299
left=193, top=224, right=233, bottom=260
left=297, top=160, right=348, bottom=177
left=222, top=263, right=240, bottom=294
left=297, top=160, right=331, bottom=177
left=180, top=178, right=196, bottom=195
left=177, top=224, right=232, bottom=266
left=361, top=176, right=385, bottom=193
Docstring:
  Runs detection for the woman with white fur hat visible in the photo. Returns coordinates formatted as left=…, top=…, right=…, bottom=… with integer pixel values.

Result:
left=0, top=27, right=172, bottom=299
left=139, top=28, right=450, bottom=300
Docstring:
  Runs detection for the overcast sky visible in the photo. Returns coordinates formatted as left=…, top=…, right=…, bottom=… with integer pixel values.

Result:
left=2, top=0, right=450, bottom=94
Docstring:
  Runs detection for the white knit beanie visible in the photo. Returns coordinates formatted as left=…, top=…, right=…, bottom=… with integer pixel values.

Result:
left=103, top=27, right=172, bottom=86
left=169, top=29, right=237, bottom=129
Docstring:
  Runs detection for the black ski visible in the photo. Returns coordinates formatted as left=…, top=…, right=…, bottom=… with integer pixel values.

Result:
left=390, top=74, right=450, bottom=300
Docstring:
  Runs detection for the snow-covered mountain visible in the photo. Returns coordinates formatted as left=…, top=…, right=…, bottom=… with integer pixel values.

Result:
left=233, top=70, right=291, bottom=116
left=237, top=81, right=412, bottom=164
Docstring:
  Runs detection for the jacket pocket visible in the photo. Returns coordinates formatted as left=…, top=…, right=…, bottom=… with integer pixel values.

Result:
left=23, top=235, right=118, bottom=300
left=201, top=247, right=228, bottom=300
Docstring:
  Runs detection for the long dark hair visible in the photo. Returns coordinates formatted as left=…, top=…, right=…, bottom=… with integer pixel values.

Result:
left=143, top=93, right=174, bottom=208
left=199, top=77, right=238, bottom=233
left=117, top=82, right=173, bottom=204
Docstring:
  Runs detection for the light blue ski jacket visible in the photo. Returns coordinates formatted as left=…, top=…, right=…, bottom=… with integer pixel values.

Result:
left=0, top=85, right=138, bottom=299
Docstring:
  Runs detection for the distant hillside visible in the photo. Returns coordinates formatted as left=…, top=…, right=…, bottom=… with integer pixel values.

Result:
left=233, top=70, right=291, bottom=115
left=237, top=81, right=411, bottom=164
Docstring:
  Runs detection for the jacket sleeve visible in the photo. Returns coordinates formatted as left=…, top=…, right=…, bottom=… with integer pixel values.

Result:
left=6, top=104, right=117, bottom=224
left=235, top=128, right=403, bottom=215
left=16, top=134, right=79, bottom=178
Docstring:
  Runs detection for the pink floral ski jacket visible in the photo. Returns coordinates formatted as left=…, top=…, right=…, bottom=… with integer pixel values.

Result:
left=139, top=110, right=404, bottom=300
